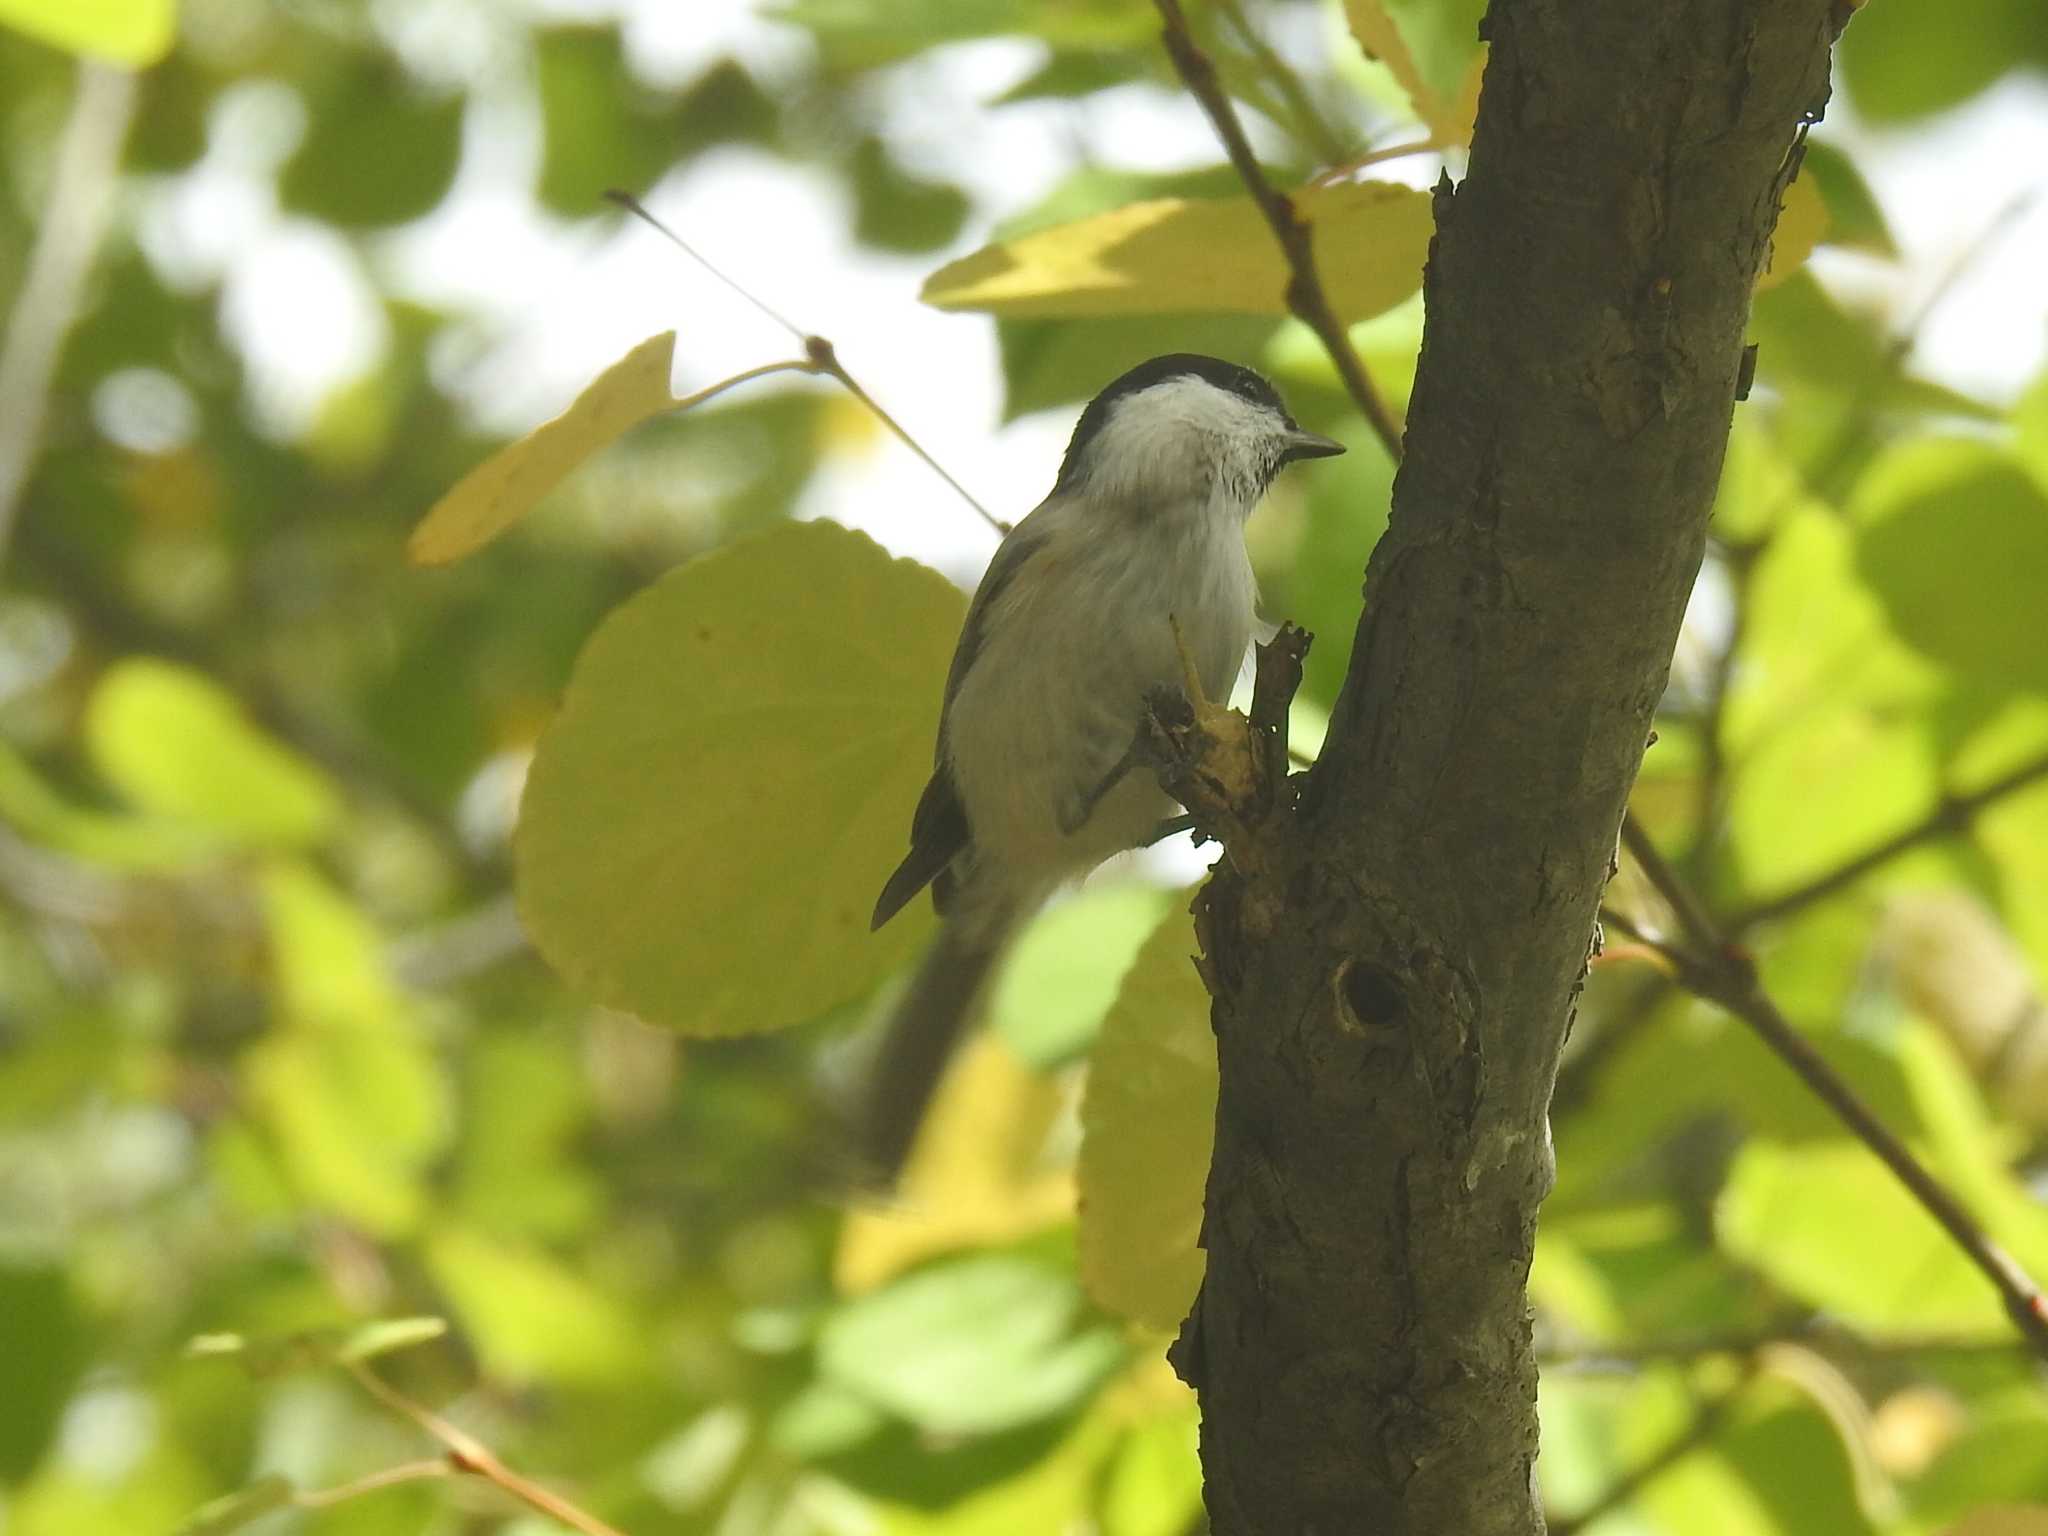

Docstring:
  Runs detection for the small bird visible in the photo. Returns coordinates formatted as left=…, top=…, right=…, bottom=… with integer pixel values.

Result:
left=864, top=354, right=1345, bottom=1177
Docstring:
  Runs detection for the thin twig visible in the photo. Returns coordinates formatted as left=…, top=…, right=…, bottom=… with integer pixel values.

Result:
left=1547, top=1366, right=1755, bottom=1536
left=1726, top=748, right=2048, bottom=932
left=342, top=1360, right=632, bottom=1536
left=1152, top=0, right=1406, bottom=463
left=603, top=191, right=807, bottom=343
left=604, top=189, right=1006, bottom=534
left=1620, top=814, right=2048, bottom=1362
left=0, top=61, right=138, bottom=566
left=294, top=1459, right=453, bottom=1509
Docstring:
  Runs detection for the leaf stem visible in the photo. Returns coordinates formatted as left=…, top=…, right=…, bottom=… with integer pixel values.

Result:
left=293, top=1459, right=453, bottom=1508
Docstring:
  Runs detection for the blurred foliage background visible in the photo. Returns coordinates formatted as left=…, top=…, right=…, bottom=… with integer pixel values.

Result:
left=3, top=1, right=2048, bottom=1534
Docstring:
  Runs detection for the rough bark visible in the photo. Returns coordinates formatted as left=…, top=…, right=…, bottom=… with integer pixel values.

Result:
left=1175, top=3, right=1844, bottom=1531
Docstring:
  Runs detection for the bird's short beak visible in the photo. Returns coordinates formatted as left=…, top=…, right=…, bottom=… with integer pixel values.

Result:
left=1282, top=430, right=1347, bottom=462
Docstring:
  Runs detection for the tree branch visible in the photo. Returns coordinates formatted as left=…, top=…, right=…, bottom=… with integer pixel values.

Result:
left=1726, top=748, right=2048, bottom=931
left=1152, top=0, right=1406, bottom=462
left=1620, top=815, right=2048, bottom=1361
left=1156, top=1, right=1844, bottom=1528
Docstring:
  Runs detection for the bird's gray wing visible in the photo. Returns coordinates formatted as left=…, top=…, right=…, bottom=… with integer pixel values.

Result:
left=936, top=523, right=1051, bottom=732
left=871, top=523, right=1051, bottom=929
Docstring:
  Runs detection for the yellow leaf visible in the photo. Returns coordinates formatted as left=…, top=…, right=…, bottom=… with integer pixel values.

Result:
left=0, top=0, right=174, bottom=64
left=922, top=181, right=1432, bottom=324
left=1757, top=173, right=1828, bottom=292
left=836, top=1034, right=1075, bottom=1295
left=1444, top=51, right=1486, bottom=148
left=1344, top=0, right=1433, bottom=118
left=1077, top=905, right=1214, bottom=1331
left=1344, top=0, right=1464, bottom=146
left=408, top=331, right=680, bottom=567
left=1343, top=0, right=1485, bottom=148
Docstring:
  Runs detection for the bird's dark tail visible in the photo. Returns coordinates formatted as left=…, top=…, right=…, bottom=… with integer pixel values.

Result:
left=860, top=912, right=1013, bottom=1182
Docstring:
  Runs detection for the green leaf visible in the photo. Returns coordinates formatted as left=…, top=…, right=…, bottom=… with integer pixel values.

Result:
left=0, top=742, right=224, bottom=870
left=989, top=882, right=1175, bottom=1068
left=241, top=863, right=449, bottom=1235
left=534, top=25, right=673, bottom=216
left=1800, top=139, right=1895, bottom=255
left=774, top=0, right=1153, bottom=69
left=517, top=520, right=963, bottom=1035
left=1718, top=1138, right=2002, bottom=1332
left=851, top=137, right=970, bottom=254
left=2015, top=369, right=2048, bottom=496
left=279, top=55, right=462, bottom=229
left=451, top=1031, right=600, bottom=1240
left=0, top=1263, right=87, bottom=1481
left=1721, top=503, right=1946, bottom=901
left=425, top=1226, right=642, bottom=1386
left=1100, top=1412, right=1203, bottom=1536
left=1912, top=1405, right=2048, bottom=1527
left=333, top=1315, right=449, bottom=1363
left=172, top=1476, right=294, bottom=1536
left=1747, top=273, right=1997, bottom=425
left=1077, top=906, right=1214, bottom=1331
left=814, top=1414, right=1075, bottom=1509
left=817, top=1254, right=1125, bottom=1436
left=924, top=181, right=1433, bottom=324
left=992, top=50, right=1151, bottom=104
left=1756, top=174, right=1826, bottom=292
left=1667, top=1387, right=1872, bottom=1536
left=996, top=312, right=1282, bottom=422
left=1854, top=438, right=2048, bottom=696
left=1839, top=0, right=2040, bottom=121
left=83, top=659, right=341, bottom=848
left=0, top=0, right=174, bottom=64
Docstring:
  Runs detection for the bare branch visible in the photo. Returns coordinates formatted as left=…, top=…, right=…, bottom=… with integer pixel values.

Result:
left=1621, top=815, right=2048, bottom=1362
left=1727, top=749, right=2048, bottom=931
left=1151, top=0, right=1406, bottom=462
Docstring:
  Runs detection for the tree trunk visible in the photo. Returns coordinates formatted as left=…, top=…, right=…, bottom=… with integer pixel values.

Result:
left=1176, top=2, right=1844, bottom=1530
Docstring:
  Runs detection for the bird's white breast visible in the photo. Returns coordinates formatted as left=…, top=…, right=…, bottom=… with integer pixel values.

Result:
left=943, top=487, right=1258, bottom=895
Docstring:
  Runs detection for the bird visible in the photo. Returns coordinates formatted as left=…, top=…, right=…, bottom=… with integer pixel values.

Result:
left=863, top=353, right=1346, bottom=1179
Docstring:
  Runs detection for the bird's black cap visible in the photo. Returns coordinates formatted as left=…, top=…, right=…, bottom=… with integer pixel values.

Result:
left=1055, top=354, right=1291, bottom=490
